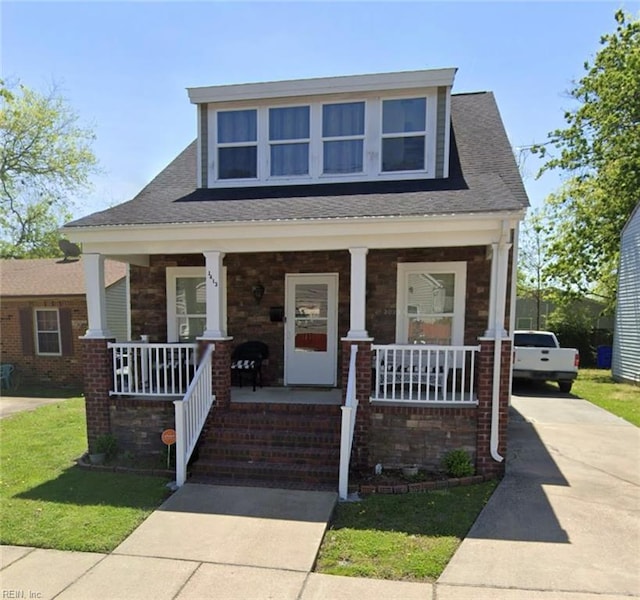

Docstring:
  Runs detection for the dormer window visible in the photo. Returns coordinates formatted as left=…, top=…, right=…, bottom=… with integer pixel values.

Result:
left=269, top=106, right=310, bottom=177
left=322, top=102, right=365, bottom=174
left=217, top=109, right=257, bottom=179
left=382, top=97, right=427, bottom=172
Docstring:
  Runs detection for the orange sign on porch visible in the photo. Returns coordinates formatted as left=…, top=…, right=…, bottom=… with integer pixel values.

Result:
left=161, top=429, right=176, bottom=446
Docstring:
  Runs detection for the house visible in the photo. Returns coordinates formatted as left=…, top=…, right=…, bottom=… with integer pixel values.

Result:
left=612, top=202, right=640, bottom=384
left=63, top=69, right=528, bottom=492
left=0, top=257, right=127, bottom=387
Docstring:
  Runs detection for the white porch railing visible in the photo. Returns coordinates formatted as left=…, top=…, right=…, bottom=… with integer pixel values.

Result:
left=339, top=344, right=359, bottom=500
left=174, top=343, right=214, bottom=487
left=109, top=342, right=198, bottom=397
left=371, top=344, right=480, bottom=404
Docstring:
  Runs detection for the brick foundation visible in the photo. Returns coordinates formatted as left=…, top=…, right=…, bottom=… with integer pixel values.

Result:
left=82, top=337, right=114, bottom=452
left=475, top=338, right=512, bottom=477
left=109, top=398, right=175, bottom=456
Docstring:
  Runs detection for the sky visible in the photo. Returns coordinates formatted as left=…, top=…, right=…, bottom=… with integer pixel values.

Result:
left=3, top=1, right=639, bottom=219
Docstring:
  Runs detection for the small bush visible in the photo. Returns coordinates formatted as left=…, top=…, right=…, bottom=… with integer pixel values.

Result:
left=95, top=434, right=118, bottom=460
left=442, top=449, right=474, bottom=478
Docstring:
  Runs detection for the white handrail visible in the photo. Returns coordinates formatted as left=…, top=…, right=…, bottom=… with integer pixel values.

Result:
left=339, top=344, right=359, bottom=500
left=174, top=343, right=215, bottom=487
left=109, top=342, right=198, bottom=396
left=371, top=344, right=480, bottom=404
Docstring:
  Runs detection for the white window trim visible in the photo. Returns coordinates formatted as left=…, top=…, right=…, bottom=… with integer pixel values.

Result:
left=166, top=267, right=227, bottom=342
left=207, top=89, right=438, bottom=187
left=34, top=308, right=62, bottom=356
left=395, top=262, right=467, bottom=345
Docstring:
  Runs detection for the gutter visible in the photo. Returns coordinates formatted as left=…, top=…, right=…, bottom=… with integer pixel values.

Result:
left=490, top=220, right=512, bottom=463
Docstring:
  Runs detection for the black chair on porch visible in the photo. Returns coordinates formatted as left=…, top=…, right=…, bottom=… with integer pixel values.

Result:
left=230, top=341, right=269, bottom=392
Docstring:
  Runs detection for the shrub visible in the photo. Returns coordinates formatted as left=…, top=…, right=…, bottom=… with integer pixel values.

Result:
left=442, top=449, right=474, bottom=478
left=95, top=434, right=118, bottom=460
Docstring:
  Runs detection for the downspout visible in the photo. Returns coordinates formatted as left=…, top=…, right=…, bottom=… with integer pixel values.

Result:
left=490, top=221, right=512, bottom=463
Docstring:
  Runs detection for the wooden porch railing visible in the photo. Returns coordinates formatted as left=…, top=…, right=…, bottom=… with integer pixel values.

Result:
left=339, top=344, right=359, bottom=500
left=109, top=342, right=198, bottom=397
left=174, top=343, right=214, bottom=487
left=371, top=344, right=480, bottom=404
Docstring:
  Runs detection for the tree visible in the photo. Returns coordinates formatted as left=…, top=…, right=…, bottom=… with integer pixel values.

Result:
left=0, top=81, right=97, bottom=258
left=533, top=10, right=640, bottom=312
left=517, top=209, right=551, bottom=329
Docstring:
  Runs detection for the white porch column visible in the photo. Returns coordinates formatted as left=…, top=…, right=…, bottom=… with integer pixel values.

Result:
left=82, top=253, right=112, bottom=338
left=346, top=247, right=369, bottom=339
left=201, top=250, right=226, bottom=339
left=485, top=226, right=512, bottom=339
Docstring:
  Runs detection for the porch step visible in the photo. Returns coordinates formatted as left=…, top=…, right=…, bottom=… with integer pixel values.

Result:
left=197, top=442, right=340, bottom=466
left=191, top=402, right=343, bottom=488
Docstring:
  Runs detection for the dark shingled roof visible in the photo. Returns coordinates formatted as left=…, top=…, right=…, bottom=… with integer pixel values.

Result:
left=66, top=92, right=528, bottom=229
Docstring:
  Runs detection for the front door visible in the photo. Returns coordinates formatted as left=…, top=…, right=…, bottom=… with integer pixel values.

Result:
left=285, top=273, right=338, bottom=386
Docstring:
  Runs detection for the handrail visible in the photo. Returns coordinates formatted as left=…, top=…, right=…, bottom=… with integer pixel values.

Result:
left=338, top=344, right=359, bottom=500
left=108, top=342, right=198, bottom=397
left=371, top=344, right=480, bottom=404
left=173, top=343, right=215, bottom=487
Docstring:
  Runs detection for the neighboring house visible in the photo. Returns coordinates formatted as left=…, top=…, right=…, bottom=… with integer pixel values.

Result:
left=612, top=203, right=640, bottom=385
left=0, top=257, right=127, bottom=387
left=64, top=69, right=528, bottom=489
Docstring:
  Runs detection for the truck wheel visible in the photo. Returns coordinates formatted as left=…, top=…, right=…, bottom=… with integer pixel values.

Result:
left=558, top=381, right=573, bottom=393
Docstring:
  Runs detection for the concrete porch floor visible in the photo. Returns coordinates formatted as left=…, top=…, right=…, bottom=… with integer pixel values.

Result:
left=230, top=385, right=343, bottom=405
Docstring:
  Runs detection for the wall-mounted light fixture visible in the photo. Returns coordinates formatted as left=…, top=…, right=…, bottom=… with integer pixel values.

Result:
left=252, top=283, right=265, bottom=304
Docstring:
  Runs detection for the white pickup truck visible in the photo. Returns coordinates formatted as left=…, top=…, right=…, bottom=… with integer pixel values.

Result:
left=512, top=330, right=580, bottom=393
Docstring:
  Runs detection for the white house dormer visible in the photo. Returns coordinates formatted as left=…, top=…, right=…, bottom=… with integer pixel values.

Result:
left=187, top=68, right=456, bottom=189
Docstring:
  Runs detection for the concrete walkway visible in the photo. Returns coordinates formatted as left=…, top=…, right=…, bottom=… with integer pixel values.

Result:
left=2, top=391, right=639, bottom=599
left=439, top=392, right=640, bottom=599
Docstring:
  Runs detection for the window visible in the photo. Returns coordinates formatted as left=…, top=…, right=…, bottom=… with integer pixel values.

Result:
left=382, top=98, right=427, bottom=172
left=209, top=92, right=435, bottom=185
left=217, top=109, right=257, bottom=179
left=396, top=262, right=466, bottom=345
left=35, top=309, right=61, bottom=355
left=269, top=106, right=310, bottom=176
left=166, top=267, right=227, bottom=342
left=322, top=102, right=365, bottom=174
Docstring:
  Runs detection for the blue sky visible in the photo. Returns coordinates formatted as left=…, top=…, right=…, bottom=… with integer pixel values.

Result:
left=3, top=1, right=638, bottom=218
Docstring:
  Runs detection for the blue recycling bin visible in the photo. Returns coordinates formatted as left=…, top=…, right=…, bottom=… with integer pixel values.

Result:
left=596, top=345, right=612, bottom=369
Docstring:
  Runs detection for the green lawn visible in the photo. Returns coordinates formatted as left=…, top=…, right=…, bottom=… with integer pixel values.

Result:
left=0, top=398, right=170, bottom=552
left=315, top=481, right=497, bottom=581
left=574, top=368, right=640, bottom=426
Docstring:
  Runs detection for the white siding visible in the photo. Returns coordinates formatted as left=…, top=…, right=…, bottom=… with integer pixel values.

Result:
left=106, top=278, right=128, bottom=342
left=612, top=204, right=640, bottom=384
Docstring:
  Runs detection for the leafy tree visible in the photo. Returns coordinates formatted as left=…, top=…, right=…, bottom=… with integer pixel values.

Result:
left=0, top=81, right=97, bottom=258
left=533, top=10, right=640, bottom=312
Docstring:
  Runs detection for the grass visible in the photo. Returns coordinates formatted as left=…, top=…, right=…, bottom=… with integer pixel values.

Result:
left=573, top=368, right=640, bottom=426
left=315, top=480, right=497, bottom=581
left=0, top=397, right=170, bottom=552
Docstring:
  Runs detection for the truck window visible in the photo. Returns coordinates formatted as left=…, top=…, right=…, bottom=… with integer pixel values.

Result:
left=514, top=333, right=557, bottom=348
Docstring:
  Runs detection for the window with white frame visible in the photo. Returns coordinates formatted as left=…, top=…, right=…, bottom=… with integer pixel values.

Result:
left=166, top=267, right=227, bottom=342
left=217, top=109, right=257, bottom=180
left=382, top=97, right=427, bottom=172
left=210, top=93, right=435, bottom=185
left=269, top=106, right=310, bottom=176
left=34, top=308, right=61, bottom=355
left=322, top=102, right=365, bottom=174
left=396, top=262, right=466, bottom=345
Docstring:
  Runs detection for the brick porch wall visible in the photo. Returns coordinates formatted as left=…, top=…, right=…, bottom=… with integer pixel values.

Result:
left=475, top=338, right=512, bottom=477
left=83, top=337, right=114, bottom=452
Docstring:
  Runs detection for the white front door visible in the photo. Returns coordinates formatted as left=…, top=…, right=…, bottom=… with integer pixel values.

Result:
left=285, top=273, right=338, bottom=386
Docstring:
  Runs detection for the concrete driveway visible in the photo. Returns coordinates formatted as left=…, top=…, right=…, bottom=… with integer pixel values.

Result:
left=439, top=385, right=640, bottom=598
left=0, top=395, right=73, bottom=418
